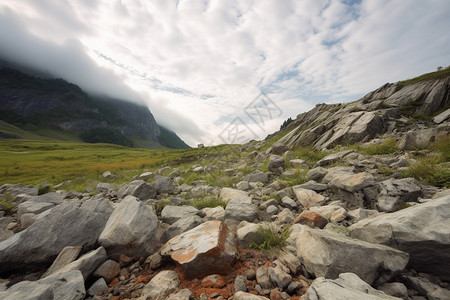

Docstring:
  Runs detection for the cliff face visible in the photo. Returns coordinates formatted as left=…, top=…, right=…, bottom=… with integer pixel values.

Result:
left=278, top=73, right=450, bottom=150
left=0, top=67, right=165, bottom=146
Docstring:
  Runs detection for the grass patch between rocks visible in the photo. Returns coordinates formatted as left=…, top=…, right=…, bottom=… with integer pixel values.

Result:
left=250, top=225, right=291, bottom=251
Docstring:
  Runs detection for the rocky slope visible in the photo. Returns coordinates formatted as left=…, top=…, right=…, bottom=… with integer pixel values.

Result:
left=0, top=71, right=449, bottom=300
left=0, top=66, right=189, bottom=149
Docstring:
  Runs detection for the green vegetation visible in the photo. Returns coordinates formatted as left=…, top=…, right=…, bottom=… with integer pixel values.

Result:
left=398, top=67, right=450, bottom=87
left=353, top=138, right=398, bottom=155
left=280, top=168, right=309, bottom=186
left=189, top=197, right=227, bottom=210
left=80, top=127, right=133, bottom=147
left=0, top=193, right=15, bottom=214
left=250, top=225, right=291, bottom=251
left=279, top=117, right=294, bottom=131
left=406, top=114, right=433, bottom=124
left=290, top=146, right=329, bottom=166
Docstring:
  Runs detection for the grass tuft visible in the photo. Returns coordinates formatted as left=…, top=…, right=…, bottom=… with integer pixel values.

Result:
left=0, top=193, right=15, bottom=214
left=189, top=197, right=227, bottom=210
left=250, top=225, right=291, bottom=251
left=355, top=138, right=398, bottom=155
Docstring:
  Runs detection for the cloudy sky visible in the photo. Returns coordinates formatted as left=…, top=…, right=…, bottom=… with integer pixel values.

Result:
left=0, top=0, right=449, bottom=146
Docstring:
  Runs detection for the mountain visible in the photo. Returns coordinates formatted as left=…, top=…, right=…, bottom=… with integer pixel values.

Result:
left=0, top=65, right=190, bottom=148
left=275, top=67, right=450, bottom=150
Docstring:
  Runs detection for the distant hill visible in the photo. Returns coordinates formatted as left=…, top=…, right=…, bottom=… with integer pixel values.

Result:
left=0, top=65, right=190, bottom=149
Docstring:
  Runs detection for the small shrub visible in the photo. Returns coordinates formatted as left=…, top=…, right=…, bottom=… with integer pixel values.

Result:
left=403, top=155, right=450, bottom=188
left=291, top=147, right=329, bottom=166
left=280, top=168, right=309, bottom=186
left=250, top=225, right=291, bottom=251
left=38, top=185, right=51, bottom=195
left=358, top=138, right=398, bottom=155
left=377, top=165, right=394, bottom=176
left=0, top=193, right=15, bottom=214
left=190, top=197, right=227, bottom=210
left=430, top=134, right=450, bottom=162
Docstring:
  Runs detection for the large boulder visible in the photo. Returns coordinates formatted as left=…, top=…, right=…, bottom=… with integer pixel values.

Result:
left=243, top=171, right=269, bottom=184
left=0, top=270, right=86, bottom=300
left=293, top=225, right=409, bottom=285
left=220, top=188, right=249, bottom=202
left=224, top=197, right=258, bottom=222
left=376, top=178, right=422, bottom=212
left=161, top=221, right=237, bottom=279
left=161, top=205, right=203, bottom=225
left=292, top=187, right=325, bottom=208
left=0, top=201, right=111, bottom=274
left=268, top=154, right=285, bottom=174
left=303, top=273, right=401, bottom=300
left=149, top=176, right=175, bottom=194
left=118, top=180, right=156, bottom=200
left=349, top=195, right=450, bottom=280
left=98, top=195, right=159, bottom=260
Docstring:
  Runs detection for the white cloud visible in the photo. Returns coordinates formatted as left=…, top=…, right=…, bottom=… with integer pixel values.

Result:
left=1, top=0, right=449, bottom=146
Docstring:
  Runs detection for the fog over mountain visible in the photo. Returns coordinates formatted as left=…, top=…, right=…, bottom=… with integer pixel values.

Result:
left=1, top=0, right=449, bottom=145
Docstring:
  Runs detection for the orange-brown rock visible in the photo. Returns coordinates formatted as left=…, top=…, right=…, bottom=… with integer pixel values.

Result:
left=161, top=220, right=237, bottom=279
left=293, top=211, right=328, bottom=229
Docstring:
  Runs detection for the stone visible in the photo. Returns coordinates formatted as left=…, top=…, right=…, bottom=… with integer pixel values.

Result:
left=202, top=206, right=225, bottom=221
left=166, top=289, right=193, bottom=300
left=290, top=159, right=307, bottom=168
left=328, top=172, right=375, bottom=192
left=49, top=246, right=107, bottom=280
left=278, top=251, right=302, bottom=275
left=266, top=205, right=278, bottom=215
left=237, top=222, right=264, bottom=248
left=0, top=270, right=86, bottom=300
left=403, top=275, right=450, bottom=299
left=349, top=195, right=450, bottom=280
left=281, top=196, right=298, bottom=210
left=161, top=221, right=237, bottom=279
left=293, top=225, right=409, bottom=285
left=96, top=182, right=115, bottom=193
left=234, top=275, right=248, bottom=292
left=433, top=108, right=450, bottom=123
left=309, top=205, right=345, bottom=220
left=28, top=192, right=64, bottom=205
left=237, top=181, right=251, bottom=191
left=42, top=246, right=82, bottom=278
left=269, top=266, right=292, bottom=289
left=261, top=198, right=279, bottom=210
left=256, top=264, right=274, bottom=289
left=138, top=171, right=153, bottom=181
left=293, top=211, right=328, bottom=229
left=234, top=291, right=269, bottom=299
left=268, top=155, right=285, bottom=174
left=347, top=208, right=379, bottom=223
left=17, top=201, right=54, bottom=219
left=98, top=195, right=159, bottom=260
left=275, top=208, right=295, bottom=224
left=297, top=180, right=328, bottom=192
left=302, top=273, right=401, bottom=300
left=398, top=128, right=437, bottom=150
left=93, top=259, right=120, bottom=283
left=201, top=274, right=227, bottom=288
left=0, top=201, right=111, bottom=275
left=220, top=188, right=249, bottom=202
left=378, top=282, right=408, bottom=299
left=315, top=150, right=354, bottom=167
left=117, top=180, right=156, bottom=200
left=149, top=176, right=174, bottom=194
left=307, top=167, right=328, bottom=181
left=225, top=197, right=258, bottom=222
left=87, top=278, right=108, bottom=296
left=321, top=166, right=355, bottom=184
left=162, top=214, right=204, bottom=243
left=20, top=213, right=37, bottom=228
left=141, top=270, right=180, bottom=300
left=244, top=170, right=269, bottom=184
left=102, top=171, right=113, bottom=178
left=376, top=178, right=423, bottom=212
left=270, top=143, right=289, bottom=155
left=292, top=187, right=325, bottom=208
left=161, top=205, right=203, bottom=225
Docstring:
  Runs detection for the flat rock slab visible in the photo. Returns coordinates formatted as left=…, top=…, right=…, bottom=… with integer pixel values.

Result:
left=161, top=220, right=237, bottom=279
left=349, top=195, right=450, bottom=281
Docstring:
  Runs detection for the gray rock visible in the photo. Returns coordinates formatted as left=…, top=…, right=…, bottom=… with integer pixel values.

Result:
left=302, top=272, right=401, bottom=300
left=290, top=159, right=308, bottom=168
left=261, top=198, right=279, bottom=210
left=270, top=143, right=289, bottom=155
left=162, top=214, right=204, bottom=243
left=234, top=291, right=269, bottom=299
left=138, top=171, right=153, bottom=181
left=243, top=171, right=269, bottom=184
left=276, top=208, right=295, bottom=224
left=315, top=150, right=354, bottom=167
left=220, top=188, right=249, bottom=202
left=118, top=180, right=156, bottom=200
left=87, top=278, right=108, bottom=296
left=256, top=264, right=274, bottom=289
left=292, top=187, right=325, bottom=208
left=96, top=182, right=115, bottom=193
left=150, top=176, right=174, bottom=194
left=17, top=201, right=54, bottom=219
left=328, top=172, right=375, bottom=192
left=293, top=224, right=409, bottom=285
left=235, top=275, right=248, bottom=292
left=307, top=167, right=328, bottom=181
left=102, top=171, right=113, bottom=178
left=281, top=196, right=298, bottom=210
left=378, top=282, right=408, bottom=299
left=141, top=270, right=180, bottom=300
left=237, top=181, right=251, bottom=191
left=202, top=206, right=225, bottom=221
left=0, top=270, right=86, bottom=300
left=376, top=178, right=422, bottom=212
left=309, top=205, right=346, bottom=221
left=161, top=205, right=203, bottom=225
left=166, top=288, right=193, bottom=300
left=433, top=108, right=450, bottom=123
left=347, top=208, right=379, bottom=223
left=349, top=195, right=450, bottom=280
left=297, top=180, right=328, bottom=192
left=225, top=198, right=258, bottom=222
left=161, top=221, right=236, bottom=279
left=321, top=166, right=355, bottom=184
left=98, top=195, right=159, bottom=260
left=404, top=275, right=450, bottom=299
left=268, top=155, right=285, bottom=174
left=0, top=201, right=111, bottom=274
left=42, top=246, right=82, bottom=278
left=20, top=213, right=37, bottom=228
left=266, top=205, right=278, bottom=215
left=49, top=246, right=107, bottom=280
left=30, top=192, right=64, bottom=205
left=278, top=251, right=302, bottom=274
left=237, top=222, right=264, bottom=248
left=268, top=266, right=292, bottom=289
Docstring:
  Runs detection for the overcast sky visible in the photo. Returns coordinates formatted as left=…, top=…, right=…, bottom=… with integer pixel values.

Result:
left=1, top=0, right=449, bottom=146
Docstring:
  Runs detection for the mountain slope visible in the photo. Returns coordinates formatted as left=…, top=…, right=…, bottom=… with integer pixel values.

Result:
left=276, top=68, right=450, bottom=150
left=0, top=66, right=189, bottom=148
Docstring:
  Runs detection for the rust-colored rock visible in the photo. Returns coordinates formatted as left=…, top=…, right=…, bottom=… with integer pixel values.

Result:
left=201, top=274, right=227, bottom=288
left=293, top=211, right=328, bottom=229
left=270, top=289, right=284, bottom=300
left=135, top=274, right=152, bottom=284
left=161, top=220, right=237, bottom=279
